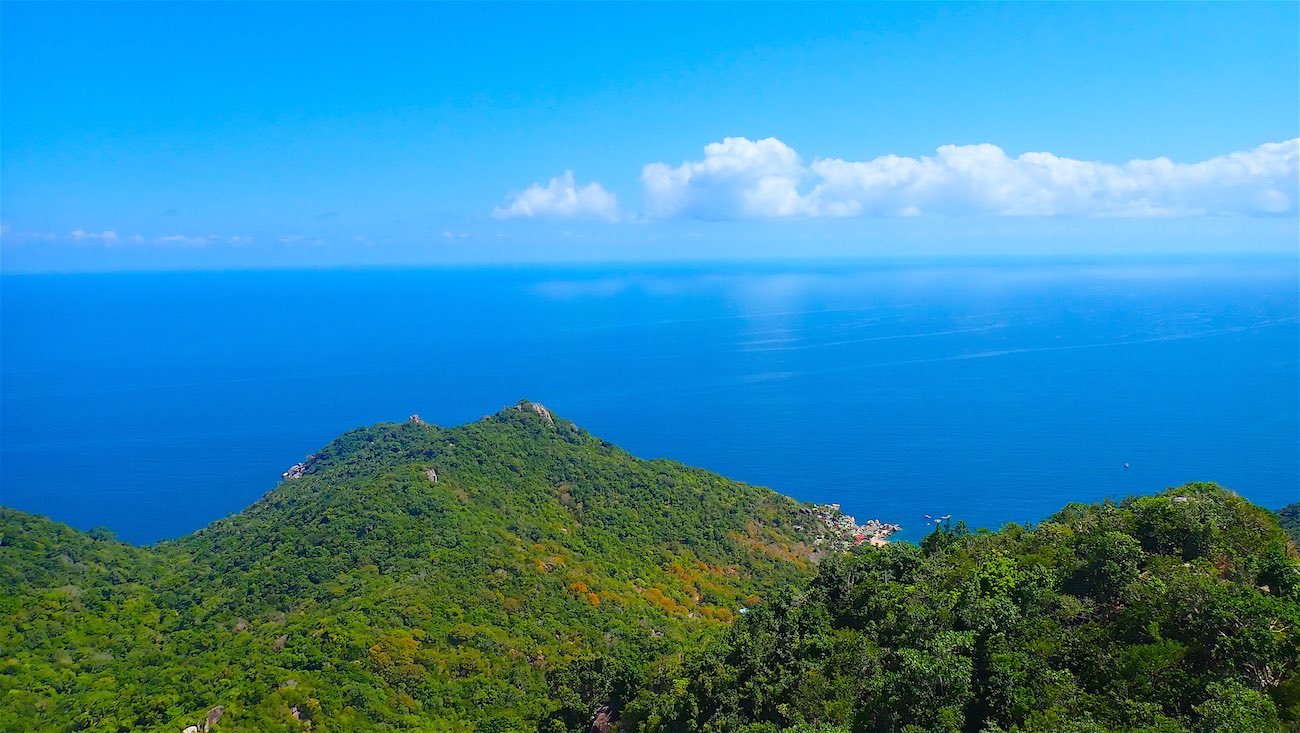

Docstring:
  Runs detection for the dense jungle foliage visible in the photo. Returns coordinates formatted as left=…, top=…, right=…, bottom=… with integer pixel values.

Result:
left=625, top=484, right=1300, bottom=733
left=2, top=402, right=1298, bottom=733
left=2, top=403, right=828, bottom=732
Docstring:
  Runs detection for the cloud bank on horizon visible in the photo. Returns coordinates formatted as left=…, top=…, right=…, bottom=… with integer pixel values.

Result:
left=500, top=137, right=1299, bottom=220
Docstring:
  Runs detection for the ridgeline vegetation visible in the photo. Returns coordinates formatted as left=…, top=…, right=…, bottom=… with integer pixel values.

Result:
left=1280, top=503, right=1300, bottom=546
left=2, top=402, right=1297, bottom=733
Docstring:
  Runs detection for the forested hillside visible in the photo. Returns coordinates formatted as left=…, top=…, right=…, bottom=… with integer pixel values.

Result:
left=625, top=484, right=1300, bottom=733
left=2, top=405, right=1297, bottom=733
left=1, top=403, right=839, bottom=732
left=1280, top=503, right=1300, bottom=545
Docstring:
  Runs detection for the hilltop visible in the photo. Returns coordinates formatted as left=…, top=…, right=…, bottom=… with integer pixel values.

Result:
left=0, top=402, right=878, bottom=732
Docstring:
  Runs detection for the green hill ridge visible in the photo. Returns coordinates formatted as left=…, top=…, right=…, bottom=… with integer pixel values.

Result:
left=1, top=402, right=858, bottom=732
left=1, top=402, right=1298, bottom=733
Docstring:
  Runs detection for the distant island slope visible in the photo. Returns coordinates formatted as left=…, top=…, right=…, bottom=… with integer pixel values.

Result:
left=2, top=401, right=1297, bottom=733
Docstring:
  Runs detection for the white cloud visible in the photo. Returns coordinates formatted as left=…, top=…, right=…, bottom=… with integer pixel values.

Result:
left=276, top=233, right=323, bottom=246
left=0, top=224, right=60, bottom=244
left=70, top=228, right=120, bottom=243
left=494, top=171, right=620, bottom=221
left=158, top=234, right=197, bottom=245
left=643, top=137, right=812, bottom=219
left=642, top=137, right=1299, bottom=219
left=157, top=234, right=221, bottom=246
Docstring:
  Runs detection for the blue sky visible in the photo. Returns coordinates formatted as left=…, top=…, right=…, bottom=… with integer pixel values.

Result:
left=2, top=2, right=1297, bottom=271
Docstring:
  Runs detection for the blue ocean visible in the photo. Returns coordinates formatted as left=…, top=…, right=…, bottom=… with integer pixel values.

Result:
left=2, top=256, right=1297, bottom=545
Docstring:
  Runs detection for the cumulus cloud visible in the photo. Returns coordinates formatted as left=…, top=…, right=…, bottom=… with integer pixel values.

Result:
left=494, top=171, right=620, bottom=221
left=641, top=137, right=1299, bottom=219
left=643, top=137, right=812, bottom=219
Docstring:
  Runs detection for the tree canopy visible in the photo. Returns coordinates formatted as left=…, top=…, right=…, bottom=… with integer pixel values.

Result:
left=625, top=484, right=1300, bottom=733
left=2, top=403, right=834, bottom=732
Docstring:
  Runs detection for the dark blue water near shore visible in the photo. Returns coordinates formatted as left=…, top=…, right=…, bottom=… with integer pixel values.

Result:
left=3, top=257, right=1297, bottom=544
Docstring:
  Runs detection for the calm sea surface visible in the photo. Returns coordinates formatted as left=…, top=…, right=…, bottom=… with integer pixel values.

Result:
left=3, top=257, right=1297, bottom=544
